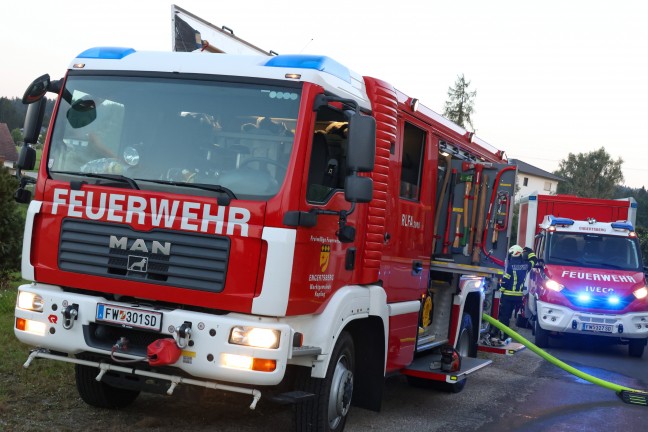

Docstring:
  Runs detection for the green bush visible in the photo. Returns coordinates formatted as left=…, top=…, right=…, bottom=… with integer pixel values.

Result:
left=0, top=167, right=24, bottom=281
left=636, top=226, right=648, bottom=267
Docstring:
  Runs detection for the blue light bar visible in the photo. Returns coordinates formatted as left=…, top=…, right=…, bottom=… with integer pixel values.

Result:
left=611, top=221, right=634, bottom=231
left=577, top=293, right=591, bottom=303
left=548, top=216, right=574, bottom=226
left=264, top=55, right=351, bottom=83
left=77, top=47, right=136, bottom=60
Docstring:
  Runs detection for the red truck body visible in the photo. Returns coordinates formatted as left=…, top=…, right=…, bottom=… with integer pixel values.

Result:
left=518, top=194, right=637, bottom=248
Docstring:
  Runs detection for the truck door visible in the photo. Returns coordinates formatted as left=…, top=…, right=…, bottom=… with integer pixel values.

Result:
left=380, top=117, right=435, bottom=302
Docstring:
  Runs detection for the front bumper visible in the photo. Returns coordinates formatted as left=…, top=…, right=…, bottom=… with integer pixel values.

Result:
left=14, top=283, right=294, bottom=386
left=536, top=299, right=648, bottom=339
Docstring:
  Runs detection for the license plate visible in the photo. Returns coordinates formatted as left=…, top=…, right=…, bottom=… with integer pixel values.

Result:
left=582, top=323, right=613, bottom=333
left=96, top=304, right=162, bottom=331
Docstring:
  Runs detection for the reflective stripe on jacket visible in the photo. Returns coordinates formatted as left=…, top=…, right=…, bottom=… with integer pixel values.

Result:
left=499, top=252, right=537, bottom=296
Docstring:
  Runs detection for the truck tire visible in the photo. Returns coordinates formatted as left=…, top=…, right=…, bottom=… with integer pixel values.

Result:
left=534, top=317, right=549, bottom=348
left=75, top=364, right=140, bottom=409
left=629, top=339, right=646, bottom=358
left=294, top=331, right=355, bottom=432
left=406, top=313, right=475, bottom=394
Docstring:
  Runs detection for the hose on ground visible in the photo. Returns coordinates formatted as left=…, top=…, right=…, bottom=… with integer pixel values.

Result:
left=482, top=313, right=647, bottom=395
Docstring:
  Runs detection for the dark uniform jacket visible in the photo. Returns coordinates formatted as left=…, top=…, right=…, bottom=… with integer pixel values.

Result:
left=499, top=249, right=537, bottom=296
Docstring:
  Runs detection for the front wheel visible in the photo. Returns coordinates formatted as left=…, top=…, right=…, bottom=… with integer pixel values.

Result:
left=75, top=364, right=140, bottom=409
left=295, top=331, right=355, bottom=432
left=629, top=339, right=646, bottom=358
left=534, top=317, right=549, bottom=348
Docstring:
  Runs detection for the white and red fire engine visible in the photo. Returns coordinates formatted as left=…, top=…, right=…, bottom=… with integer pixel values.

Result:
left=12, top=5, right=518, bottom=431
left=518, top=194, right=648, bottom=357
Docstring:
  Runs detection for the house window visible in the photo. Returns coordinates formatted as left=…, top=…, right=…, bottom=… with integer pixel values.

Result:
left=523, top=177, right=529, bottom=187
left=544, top=181, right=551, bottom=191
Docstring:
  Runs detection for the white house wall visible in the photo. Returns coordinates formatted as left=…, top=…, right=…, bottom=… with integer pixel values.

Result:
left=515, top=173, right=558, bottom=202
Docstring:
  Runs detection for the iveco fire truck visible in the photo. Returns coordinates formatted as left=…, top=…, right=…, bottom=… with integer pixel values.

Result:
left=12, top=5, right=516, bottom=431
left=518, top=194, right=648, bottom=357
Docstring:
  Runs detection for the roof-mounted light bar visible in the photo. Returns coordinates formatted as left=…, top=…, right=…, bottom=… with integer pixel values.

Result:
left=611, top=221, right=634, bottom=231
left=264, top=55, right=351, bottom=83
left=77, top=47, right=136, bottom=60
left=547, top=216, right=574, bottom=226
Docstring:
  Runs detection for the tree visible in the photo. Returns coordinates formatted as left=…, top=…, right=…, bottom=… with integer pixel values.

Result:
left=444, top=74, right=477, bottom=130
left=11, top=128, right=22, bottom=145
left=0, top=166, right=24, bottom=282
left=0, top=97, right=23, bottom=131
left=554, top=147, right=623, bottom=199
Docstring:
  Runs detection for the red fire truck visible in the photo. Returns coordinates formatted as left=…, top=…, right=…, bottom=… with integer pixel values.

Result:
left=12, top=6, right=516, bottom=431
left=518, top=194, right=648, bottom=357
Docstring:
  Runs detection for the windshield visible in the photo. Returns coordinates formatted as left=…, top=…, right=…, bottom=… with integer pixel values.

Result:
left=546, top=232, right=642, bottom=270
left=47, top=75, right=301, bottom=200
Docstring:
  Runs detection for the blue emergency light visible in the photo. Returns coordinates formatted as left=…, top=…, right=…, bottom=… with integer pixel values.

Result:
left=77, top=47, right=136, bottom=60
left=611, top=221, right=634, bottom=231
left=265, top=55, right=351, bottom=83
left=547, top=216, right=575, bottom=226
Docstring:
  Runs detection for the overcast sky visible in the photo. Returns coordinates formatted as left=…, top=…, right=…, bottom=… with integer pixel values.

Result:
left=3, top=1, right=647, bottom=188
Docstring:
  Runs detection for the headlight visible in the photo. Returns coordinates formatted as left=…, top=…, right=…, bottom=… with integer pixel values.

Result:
left=633, top=287, right=648, bottom=299
left=229, top=326, right=280, bottom=349
left=17, top=291, right=44, bottom=312
left=545, top=279, right=565, bottom=292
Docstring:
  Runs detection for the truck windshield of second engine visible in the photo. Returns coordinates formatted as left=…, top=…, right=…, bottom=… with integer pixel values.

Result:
left=47, top=74, right=301, bottom=200
left=546, top=233, right=642, bottom=270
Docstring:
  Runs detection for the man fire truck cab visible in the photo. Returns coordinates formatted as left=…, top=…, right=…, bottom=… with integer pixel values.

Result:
left=12, top=5, right=517, bottom=432
left=521, top=199, right=648, bottom=358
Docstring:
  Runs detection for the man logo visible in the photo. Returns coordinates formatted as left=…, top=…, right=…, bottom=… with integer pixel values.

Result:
left=128, top=256, right=148, bottom=272
left=320, top=244, right=331, bottom=272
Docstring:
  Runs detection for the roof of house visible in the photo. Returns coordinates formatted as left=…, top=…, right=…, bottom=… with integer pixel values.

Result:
left=509, top=158, right=564, bottom=182
left=0, top=123, right=18, bottom=162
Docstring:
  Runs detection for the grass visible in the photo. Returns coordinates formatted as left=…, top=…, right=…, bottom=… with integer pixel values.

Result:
left=0, top=273, right=74, bottom=410
left=13, top=145, right=42, bottom=172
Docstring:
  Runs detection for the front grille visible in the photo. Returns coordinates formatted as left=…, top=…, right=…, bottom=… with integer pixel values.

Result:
left=59, top=219, right=229, bottom=292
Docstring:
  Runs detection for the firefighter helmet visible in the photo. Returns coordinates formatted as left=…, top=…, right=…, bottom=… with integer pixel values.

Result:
left=508, top=245, right=524, bottom=257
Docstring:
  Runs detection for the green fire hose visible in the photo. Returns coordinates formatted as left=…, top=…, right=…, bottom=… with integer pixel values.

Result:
left=482, top=313, right=648, bottom=406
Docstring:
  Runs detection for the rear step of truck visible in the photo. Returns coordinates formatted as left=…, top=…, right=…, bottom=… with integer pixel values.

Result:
left=478, top=341, right=526, bottom=356
left=401, top=352, right=491, bottom=384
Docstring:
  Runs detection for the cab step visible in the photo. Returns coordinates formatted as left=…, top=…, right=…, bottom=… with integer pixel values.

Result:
left=401, top=353, right=492, bottom=384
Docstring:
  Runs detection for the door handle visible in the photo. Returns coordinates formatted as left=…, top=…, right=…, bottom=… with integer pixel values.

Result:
left=412, top=261, right=423, bottom=275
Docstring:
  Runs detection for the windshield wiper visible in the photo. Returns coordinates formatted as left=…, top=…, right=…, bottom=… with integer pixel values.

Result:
left=136, top=179, right=236, bottom=205
left=53, top=171, right=140, bottom=190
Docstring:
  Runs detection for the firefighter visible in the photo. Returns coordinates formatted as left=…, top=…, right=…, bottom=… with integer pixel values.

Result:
left=492, top=244, right=537, bottom=344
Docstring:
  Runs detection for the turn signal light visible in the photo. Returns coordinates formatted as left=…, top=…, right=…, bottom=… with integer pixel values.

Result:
left=15, top=318, right=47, bottom=335
left=222, top=354, right=277, bottom=372
left=252, top=358, right=277, bottom=372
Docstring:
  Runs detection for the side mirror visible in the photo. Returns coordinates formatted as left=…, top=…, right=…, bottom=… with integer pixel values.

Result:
left=23, top=98, right=46, bottom=144
left=346, top=112, right=375, bottom=172
left=22, top=74, right=51, bottom=104
left=344, top=175, right=373, bottom=203
left=16, top=145, right=36, bottom=171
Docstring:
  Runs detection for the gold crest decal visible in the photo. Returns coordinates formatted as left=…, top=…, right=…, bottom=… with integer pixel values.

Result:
left=319, top=244, right=331, bottom=272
